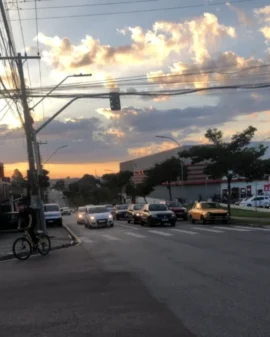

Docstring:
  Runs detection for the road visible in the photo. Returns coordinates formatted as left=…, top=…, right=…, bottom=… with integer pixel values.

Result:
left=1, top=215, right=270, bottom=336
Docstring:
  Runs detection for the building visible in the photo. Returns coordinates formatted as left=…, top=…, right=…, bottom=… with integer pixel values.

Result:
left=119, top=147, right=248, bottom=202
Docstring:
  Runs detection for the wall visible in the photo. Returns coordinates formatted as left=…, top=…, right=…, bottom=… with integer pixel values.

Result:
left=149, top=183, right=220, bottom=203
left=220, top=180, right=270, bottom=196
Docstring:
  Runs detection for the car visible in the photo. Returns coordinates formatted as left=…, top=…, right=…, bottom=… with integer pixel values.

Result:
left=167, top=201, right=188, bottom=220
left=44, top=203, right=62, bottom=227
left=240, top=196, right=270, bottom=208
left=112, top=204, right=129, bottom=220
left=126, top=203, right=145, bottom=224
left=61, top=207, right=71, bottom=215
left=84, top=206, right=114, bottom=229
left=77, top=206, right=87, bottom=224
left=140, top=203, right=176, bottom=227
left=188, top=201, right=230, bottom=224
left=105, top=204, right=114, bottom=213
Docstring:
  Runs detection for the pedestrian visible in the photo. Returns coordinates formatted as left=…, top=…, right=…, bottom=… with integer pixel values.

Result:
left=17, top=199, right=39, bottom=247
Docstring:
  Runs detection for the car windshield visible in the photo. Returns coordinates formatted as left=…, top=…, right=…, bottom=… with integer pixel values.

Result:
left=88, top=207, right=108, bottom=214
left=149, top=204, right=168, bottom=211
left=116, top=205, right=128, bottom=210
left=168, top=202, right=182, bottom=207
left=200, top=202, right=220, bottom=209
left=45, top=205, right=59, bottom=212
left=134, top=204, right=143, bottom=211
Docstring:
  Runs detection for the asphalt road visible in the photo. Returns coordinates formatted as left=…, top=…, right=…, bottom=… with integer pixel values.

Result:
left=1, top=215, right=270, bottom=337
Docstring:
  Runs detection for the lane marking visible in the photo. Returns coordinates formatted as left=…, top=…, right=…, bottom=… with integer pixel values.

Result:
left=171, top=228, right=198, bottom=235
left=193, top=227, right=224, bottom=233
left=81, top=238, right=94, bottom=244
left=234, top=226, right=270, bottom=232
left=214, top=226, right=252, bottom=232
left=125, top=232, right=146, bottom=238
left=102, top=234, right=121, bottom=241
left=148, top=230, right=172, bottom=237
left=117, top=224, right=139, bottom=230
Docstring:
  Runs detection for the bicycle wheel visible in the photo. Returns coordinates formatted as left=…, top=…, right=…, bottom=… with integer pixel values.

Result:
left=37, top=234, right=51, bottom=256
left=13, top=237, right=32, bottom=260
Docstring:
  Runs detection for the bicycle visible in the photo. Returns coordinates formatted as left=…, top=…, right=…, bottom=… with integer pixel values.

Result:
left=12, top=229, right=51, bottom=261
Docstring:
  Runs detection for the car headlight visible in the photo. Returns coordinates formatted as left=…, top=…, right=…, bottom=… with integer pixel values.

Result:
left=108, top=214, right=113, bottom=219
left=90, top=216, right=95, bottom=220
left=78, top=214, right=83, bottom=218
left=136, top=213, right=140, bottom=216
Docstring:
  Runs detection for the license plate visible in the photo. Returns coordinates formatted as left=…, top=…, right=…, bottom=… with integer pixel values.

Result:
left=48, top=220, right=53, bottom=223
left=162, top=218, right=168, bottom=222
left=98, top=220, right=106, bottom=223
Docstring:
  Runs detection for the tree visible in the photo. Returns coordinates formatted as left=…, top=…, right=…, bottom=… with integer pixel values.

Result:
left=53, top=179, right=65, bottom=191
left=102, top=171, right=133, bottom=202
left=136, top=181, right=155, bottom=203
left=11, top=169, right=26, bottom=188
left=39, top=169, right=50, bottom=189
left=179, top=126, right=269, bottom=213
left=146, top=157, right=187, bottom=201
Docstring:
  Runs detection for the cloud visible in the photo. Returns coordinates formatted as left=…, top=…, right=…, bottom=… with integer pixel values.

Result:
left=37, top=13, right=235, bottom=73
left=147, top=51, right=269, bottom=90
left=226, top=3, right=255, bottom=27
left=254, top=6, right=270, bottom=41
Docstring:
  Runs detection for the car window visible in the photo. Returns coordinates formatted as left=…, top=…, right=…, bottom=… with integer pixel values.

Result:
left=134, top=204, right=143, bottom=210
left=200, top=202, right=220, bottom=209
left=44, top=205, right=60, bottom=212
left=116, top=205, right=128, bottom=210
left=149, top=204, right=168, bottom=211
left=88, top=207, right=108, bottom=214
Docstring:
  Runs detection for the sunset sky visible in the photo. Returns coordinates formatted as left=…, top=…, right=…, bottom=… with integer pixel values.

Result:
left=1, top=0, right=270, bottom=178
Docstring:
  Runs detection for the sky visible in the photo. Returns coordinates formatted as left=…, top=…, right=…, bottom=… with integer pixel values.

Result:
left=1, top=0, right=270, bottom=178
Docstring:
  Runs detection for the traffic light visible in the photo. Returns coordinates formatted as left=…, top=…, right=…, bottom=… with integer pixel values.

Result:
left=109, top=92, right=121, bottom=111
left=39, top=169, right=50, bottom=189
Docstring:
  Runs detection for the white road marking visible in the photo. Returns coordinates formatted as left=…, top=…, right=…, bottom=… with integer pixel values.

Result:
left=193, top=227, right=224, bottom=233
left=125, top=232, right=146, bottom=238
left=149, top=230, right=172, bottom=237
left=234, top=226, right=270, bottom=232
left=214, top=226, right=252, bottom=232
left=102, top=234, right=121, bottom=241
left=117, top=224, right=138, bottom=230
left=171, top=228, right=198, bottom=235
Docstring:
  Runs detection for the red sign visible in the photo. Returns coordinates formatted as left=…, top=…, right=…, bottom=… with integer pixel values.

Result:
left=264, top=184, right=270, bottom=191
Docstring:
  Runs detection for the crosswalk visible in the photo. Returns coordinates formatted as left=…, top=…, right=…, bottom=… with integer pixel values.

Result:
left=79, top=224, right=270, bottom=244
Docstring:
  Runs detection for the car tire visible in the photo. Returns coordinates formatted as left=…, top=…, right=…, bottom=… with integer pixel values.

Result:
left=110, top=223, right=114, bottom=227
left=200, top=215, right=206, bottom=224
left=127, top=219, right=131, bottom=224
left=170, top=221, right=176, bottom=227
left=116, top=215, right=120, bottom=221
left=140, top=219, right=144, bottom=226
left=189, top=215, right=195, bottom=224
left=222, top=220, right=228, bottom=224
left=183, top=215, right=187, bottom=221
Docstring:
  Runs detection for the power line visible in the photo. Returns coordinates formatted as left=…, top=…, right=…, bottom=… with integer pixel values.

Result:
left=10, top=0, right=163, bottom=10
left=10, top=0, right=253, bottom=21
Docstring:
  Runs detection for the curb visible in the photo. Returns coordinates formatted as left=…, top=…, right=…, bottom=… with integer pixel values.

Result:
left=63, top=224, right=81, bottom=245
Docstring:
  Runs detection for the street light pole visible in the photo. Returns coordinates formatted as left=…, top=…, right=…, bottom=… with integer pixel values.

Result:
left=43, top=145, right=68, bottom=165
left=30, top=73, right=92, bottom=110
left=156, top=135, right=184, bottom=188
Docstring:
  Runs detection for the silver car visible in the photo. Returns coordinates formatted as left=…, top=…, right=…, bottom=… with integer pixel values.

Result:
left=85, top=206, right=114, bottom=229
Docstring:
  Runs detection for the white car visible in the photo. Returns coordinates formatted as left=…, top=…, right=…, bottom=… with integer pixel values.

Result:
left=44, top=203, right=62, bottom=227
left=61, top=207, right=71, bottom=215
left=240, top=196, right=270, bottom=208
left=85, top=206, right=114, bottom=229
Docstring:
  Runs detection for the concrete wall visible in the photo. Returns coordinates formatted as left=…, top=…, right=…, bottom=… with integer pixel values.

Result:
left=148, top=183, right=220, bottom=203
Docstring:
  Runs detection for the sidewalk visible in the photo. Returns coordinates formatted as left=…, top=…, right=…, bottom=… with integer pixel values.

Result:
left=0, top=226, right=76, bottom=261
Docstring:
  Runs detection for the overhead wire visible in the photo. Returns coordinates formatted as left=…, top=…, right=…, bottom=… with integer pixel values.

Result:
left=10, top=0, right=253, bottom=21
left=10, top=0, right=166, bottom=10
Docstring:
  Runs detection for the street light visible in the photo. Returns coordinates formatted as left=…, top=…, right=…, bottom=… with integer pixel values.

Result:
left=43, top=145, right=68, bottom=165
left=31, top=73, right=92, bottom=110
left=155, top=135, right=184, bottom=187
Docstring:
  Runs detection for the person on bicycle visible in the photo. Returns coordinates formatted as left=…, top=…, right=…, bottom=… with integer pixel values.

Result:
left=17, top=199, right=39, bottom=247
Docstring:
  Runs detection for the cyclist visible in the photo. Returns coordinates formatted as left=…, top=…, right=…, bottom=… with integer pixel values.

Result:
left=17, top=199, right=39, bottom=247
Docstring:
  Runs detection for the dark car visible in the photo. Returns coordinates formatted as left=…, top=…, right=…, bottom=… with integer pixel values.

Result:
left=140, top=203, right=176, bottom=227
left=127, top=203, right=145, bottom=224
left=167, top=201, right=188, bottom=220
left=112, top=204, right=128, bottom=220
